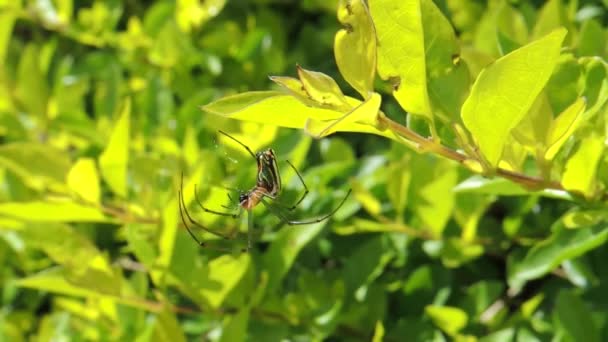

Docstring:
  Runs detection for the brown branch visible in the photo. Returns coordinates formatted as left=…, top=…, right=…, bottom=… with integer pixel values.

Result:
left=378, top=115, right=569, bottom=193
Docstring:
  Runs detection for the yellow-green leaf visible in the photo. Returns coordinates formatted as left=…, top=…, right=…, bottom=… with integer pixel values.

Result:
left=369, top=0, right=431, bottom=118
left=0, top=142, right=71, bottom=190
left=372, top=320, right=385, bottom=342
left=99, top=98, right=130, bottom=197
left=305, top=92, right=381, bottom=138
left=0, top=10, right=16, bottom=65
left=198, top=253, right=251, bottom=309
left=562, top=134, right=604, bottom=197
left=269, top=76, right=316, bottom=106
left=67, top=158, right=101, bottom=204
left=297, top=65, right=351, bottom=110
left=203, top=91, right=340, bottom=128
left=461, top=28, right=566, bottom=166
left=203, top=91, right=396, bottom=140
left=0, top=201, right=107, bottom=222
left=16, top=44, right=49, bottom=118
left=425, top=305, right=468, bottom=336
left=545, top=97, right=586, bottom=160
left=334, top=0, right=376, bottom=99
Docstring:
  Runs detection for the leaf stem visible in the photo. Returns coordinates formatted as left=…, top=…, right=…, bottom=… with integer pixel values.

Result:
left=377, top=115, right=566, bottom=192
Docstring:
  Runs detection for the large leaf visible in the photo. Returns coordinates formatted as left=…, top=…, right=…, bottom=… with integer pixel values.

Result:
left=369, top=0, right=431, bottom=119
left=203, top=91, right=395, bottom=140
left=461, top=28, right=567, bottom=166
left=334, top=0, right=376, bottom=99
left=99, top=98, right=131, bottom=197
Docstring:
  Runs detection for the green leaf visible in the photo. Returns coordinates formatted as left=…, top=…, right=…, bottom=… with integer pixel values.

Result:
left=343, top=236, right=393, bottom=296
left=554, top=290, right=600, bottom=342
left=454, top=176, right=574, bottom=200
left=409, top=157, right=458, bottom=237
left=305, top=92, right=381, bottom=138
left=0, top=142, right=71, bottom=190
left=67, top=158, right=101, bottom=204
left=532, top=0, right=568, bottom=39
left=422, top=0, right=470, bottom=122
left=372, top=320, right=385, bottom=342
left=18, top=267, right=156, bottom=312
left=508, top=223, right=608, bottom=289
left=220, top=310, right=249, bottom=342
left=16, top=44, right=49, bottom=118
left=544, top=97, right=586, bottom=160
left=153, top=309, right=187, bottom=342
left=0, top=201, right=107, bottom=222
left=577, top=19, right=605, bottom=57
left=511, top=93, right=553, bottom=150
left=561, top=133, right=604, bottom=197
left=99, top=98, right=130, bottom=197
left=439, top=238, right=484, bottom=268
left=334, top=0, right=376, bottom=99
left=197, top=254, right=251, bottom=309
left=495, top=3, right=528, bottom=55
left=369, top=0, right=431, bottom=119
left=263, top=221, right=326, bottom=293
left=0, top=10, right=16, bottom=65
left=461, top=28, right=566, bottom=166
left=425, top=305, right=468, bottom=336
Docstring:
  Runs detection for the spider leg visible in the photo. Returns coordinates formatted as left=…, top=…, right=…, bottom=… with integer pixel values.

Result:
left=178, top=193, right=235, bottom=254
left=194, top=184, right=240, bottom=218
left=218, top=130, right=257, bottom=160
left=283, top=160, right=309, bottom=211
left=261, top=189, right=352, bottom=225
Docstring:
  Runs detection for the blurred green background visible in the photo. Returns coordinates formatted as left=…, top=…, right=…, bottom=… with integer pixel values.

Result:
left=1, top=0, right=608, bottom=341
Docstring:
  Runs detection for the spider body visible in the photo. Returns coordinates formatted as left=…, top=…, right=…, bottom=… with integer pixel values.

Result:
left=178, top=130, right=351, bottom=251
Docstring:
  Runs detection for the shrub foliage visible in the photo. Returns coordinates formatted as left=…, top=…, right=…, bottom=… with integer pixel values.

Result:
left=1, top=0, right=608, bottom=340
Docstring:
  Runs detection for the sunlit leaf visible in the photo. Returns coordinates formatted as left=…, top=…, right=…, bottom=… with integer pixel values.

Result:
left=369, top=0, right=431, bottom=119
left=99, top=99, right=130, bottom=197
left=334, top=0, right=376, bottom=99
left=0, top=142, right=71, bottom=190
left=203, top=91, right=396, bottom=140
left=305, top=92, right=381, bottom=138
left=0, top=201, right=108, bottom=222
left=461, top=28, right=567, bottom=166
left=197, top=253, right=251, bottom=309
left=544, top=97, right=586, bottom=160
left=67, top=158, right=101, bottom=204
left=297, top=65, right=351, bottom=111
left=425, top=305, right=468, bottom=336
left=561, top=133, right=604, bottom=197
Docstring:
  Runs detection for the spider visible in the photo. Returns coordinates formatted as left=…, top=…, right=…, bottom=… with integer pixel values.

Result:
left=178, top=130, right=352, bottom=251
